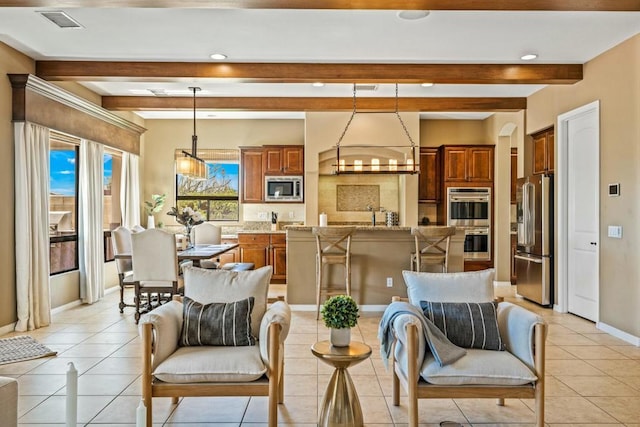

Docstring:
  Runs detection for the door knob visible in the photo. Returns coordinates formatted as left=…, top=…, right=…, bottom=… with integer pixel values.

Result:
left=590, top=242, right=597, bottom=245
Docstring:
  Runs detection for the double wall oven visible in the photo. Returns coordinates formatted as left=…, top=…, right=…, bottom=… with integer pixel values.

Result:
left=447, top=187, right=491, bottom=260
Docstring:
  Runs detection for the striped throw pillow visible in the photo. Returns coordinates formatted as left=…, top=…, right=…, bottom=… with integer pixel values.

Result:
left=419, top=300, right=505, bottom=351
left=180, top=296, right=256, bottom=346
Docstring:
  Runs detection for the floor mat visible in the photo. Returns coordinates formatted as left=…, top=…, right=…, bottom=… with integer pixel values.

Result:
left=0, top=335, right=57, bottom=365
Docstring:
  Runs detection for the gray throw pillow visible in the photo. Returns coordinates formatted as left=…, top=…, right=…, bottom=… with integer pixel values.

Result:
left=419, top=300, right=505, bottom=351
left=180, top=296, right=256, bottom=346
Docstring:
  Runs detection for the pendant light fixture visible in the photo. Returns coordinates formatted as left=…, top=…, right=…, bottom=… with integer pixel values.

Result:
left=334, top=83, right=418, bottom=175
left=176, top=86, right=207, bottom=180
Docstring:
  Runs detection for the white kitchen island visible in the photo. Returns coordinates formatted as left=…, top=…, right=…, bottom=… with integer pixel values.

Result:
left=285, top=225, right=464, bottom=307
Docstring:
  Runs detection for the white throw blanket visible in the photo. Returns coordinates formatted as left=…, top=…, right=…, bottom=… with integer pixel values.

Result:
left=378, top=301, right=467, bottom=367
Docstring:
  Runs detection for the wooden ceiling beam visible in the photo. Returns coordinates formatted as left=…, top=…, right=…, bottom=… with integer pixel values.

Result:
left=37, top=62, right=582, bottom=85
left=102, top=96, right=526, bottom=112
left=2, top=0, right=640, bottom=11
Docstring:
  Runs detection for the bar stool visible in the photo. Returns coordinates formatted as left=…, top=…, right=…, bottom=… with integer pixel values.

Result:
left=410, top=226, right=457, bottom=273
left=312, top=226, right=356, bottom=320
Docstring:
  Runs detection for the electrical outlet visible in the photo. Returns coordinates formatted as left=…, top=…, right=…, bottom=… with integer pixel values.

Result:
left=258, top=212, right=267, bottom=220
left=289, top=211, right=294, bottom=219
left=386, top=277, right=393, bottom=287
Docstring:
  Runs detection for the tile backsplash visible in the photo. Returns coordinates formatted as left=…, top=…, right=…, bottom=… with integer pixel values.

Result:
left=318, top=174, right=399, bottom=224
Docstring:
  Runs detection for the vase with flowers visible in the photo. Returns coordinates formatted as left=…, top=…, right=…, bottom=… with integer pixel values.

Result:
left=167, top=206, right=204, bottom=248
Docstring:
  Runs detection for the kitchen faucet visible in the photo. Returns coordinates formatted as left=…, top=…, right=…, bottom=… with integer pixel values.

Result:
left=366, top=205, right=376, bottom=226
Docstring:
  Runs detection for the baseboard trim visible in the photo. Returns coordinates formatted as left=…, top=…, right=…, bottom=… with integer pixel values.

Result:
left=597, top=321, right=640, bottom=346
left=51, top=299, right=82, bottom=315
left=290, top=304, right=387, bottom=312
left=0, top=322, right=17, bottom=335
left=494, top=281, right=512, bottom=288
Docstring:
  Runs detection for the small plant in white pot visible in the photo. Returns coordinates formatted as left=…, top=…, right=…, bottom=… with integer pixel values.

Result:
left=144, top=194, right=166, bottom=229
left=321, top=295, right=359, bottom=347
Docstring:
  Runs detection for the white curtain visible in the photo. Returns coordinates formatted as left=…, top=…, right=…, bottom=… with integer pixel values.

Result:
left=120, top=152, right=141, bottom=229
left=14, top=122, right=51, bottom=331
left=79, top=139, right=104, bottom=304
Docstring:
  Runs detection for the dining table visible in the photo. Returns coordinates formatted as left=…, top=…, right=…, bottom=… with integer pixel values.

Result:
left=115, top=243, right=239, bottom=267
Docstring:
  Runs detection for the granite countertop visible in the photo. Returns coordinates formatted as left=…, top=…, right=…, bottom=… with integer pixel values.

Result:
left=236, top=229, right=287, bottom=234
left=285, top=225, right=412, bottom=232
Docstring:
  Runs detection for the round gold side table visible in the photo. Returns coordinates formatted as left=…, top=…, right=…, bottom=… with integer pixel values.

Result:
left=311, top=340, right=372, bottom=427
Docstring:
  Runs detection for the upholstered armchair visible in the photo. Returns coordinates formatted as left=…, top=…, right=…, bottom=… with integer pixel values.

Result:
left=380, top=269, right=547, bottom=427
left=139, top=266, right=290, bottom=427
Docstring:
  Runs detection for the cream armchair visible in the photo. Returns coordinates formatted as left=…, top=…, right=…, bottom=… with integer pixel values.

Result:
left=139, top=266, right=290, bottom=427
left=381, top=269, right=547, bottom=427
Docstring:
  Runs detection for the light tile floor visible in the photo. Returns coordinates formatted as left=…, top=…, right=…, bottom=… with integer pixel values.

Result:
left=2, top=286, right=640, bottom=426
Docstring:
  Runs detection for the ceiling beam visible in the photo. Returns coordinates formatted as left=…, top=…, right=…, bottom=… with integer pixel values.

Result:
left=37, top=62, right=582, bottom=85
left=102, top=96, right=526, bottom=112
left=2, top=0, right=640, bottom=11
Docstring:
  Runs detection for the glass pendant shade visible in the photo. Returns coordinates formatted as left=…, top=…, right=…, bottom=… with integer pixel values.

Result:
left=175, top=86, right=207, bottom=180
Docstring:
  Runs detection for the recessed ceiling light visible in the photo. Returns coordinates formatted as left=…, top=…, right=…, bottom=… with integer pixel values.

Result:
left=521, top=53, right=538, bottom=61
left=312, top=82, right=325, bottom=87
left=397, top=10, right=430, bottom=20
left=209, top=53, right=227, bottom=60
left=421, top=83, right=434, bottom=87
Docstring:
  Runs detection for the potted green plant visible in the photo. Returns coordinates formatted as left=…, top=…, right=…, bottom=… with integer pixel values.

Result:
left=144, top=194, right=166, bottom=229
left=320, top=295, right=359, bottom=347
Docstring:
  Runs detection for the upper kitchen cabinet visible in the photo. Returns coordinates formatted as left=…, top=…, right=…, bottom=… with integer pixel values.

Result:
left=241, top=145, right=305, bottom=203
left=263, top=146, right=304, bottom=175
left=442, top=145, right=494, bottom=183
left=532, top=127, right=554, bottom=175
left=418, top=147, right=441, bottom=203
left=511, top=148, right=518, bottom=203
left=241, top=148, right=264, bottom=203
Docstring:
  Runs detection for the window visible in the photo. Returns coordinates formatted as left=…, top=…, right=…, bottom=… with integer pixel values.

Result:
left=49, top=135, right=79, bottom=275
left=175, top=149, right=239, bottom=221
left=103, top=150, right=123, bottom=262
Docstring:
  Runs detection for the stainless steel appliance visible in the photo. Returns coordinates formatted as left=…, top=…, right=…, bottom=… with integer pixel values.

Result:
left=515, top=174, right=553, bottom=306
left=447, top=187, right=491, bottom=226
left=264, top=175, right=303, bottom=202
left=462, top=226, right=491, bottom=260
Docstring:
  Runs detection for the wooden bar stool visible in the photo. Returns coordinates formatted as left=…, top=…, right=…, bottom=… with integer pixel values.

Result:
left=410, top=226, right=457, bottom=272
left=312, top=227, right=356, bottom=320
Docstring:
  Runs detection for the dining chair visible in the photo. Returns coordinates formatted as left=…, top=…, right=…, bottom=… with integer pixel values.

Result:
left=111, top=226, right=136, bottom=313
left=410, top=226, right=457, bottom=273
left=130, top=229, right=181, bottom=323
left=312, top=226, right=356, bottom=319
left=192, top=222, right=254, bottom=271
left=191, top=222, right=222, bottom=269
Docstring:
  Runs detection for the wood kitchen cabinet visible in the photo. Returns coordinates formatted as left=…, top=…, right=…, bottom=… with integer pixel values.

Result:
left=532, top=127, right=554, bottom=175
left=511, top=148, right=518, bottom=203
left=269, top=233, right=287, bottom=282
left=218, top=237, right=239, bottom=267
left=418, top=147, right=441, bottom=202
left=511, top=233, right=517, bottom=284
left=263, top=146, right=304, bottom=175
left=442, top=145, right=494, bottom=183
left=241, top=145, right=304, bottom=203
left=238, top=233, right=270, bottom=269
left=238, top=232, right=287, bottom=283
left=240, top=148, right=264, bottom=203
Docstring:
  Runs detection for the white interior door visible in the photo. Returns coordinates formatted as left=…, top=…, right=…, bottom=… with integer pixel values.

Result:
left=566, top=107, right=599, bottom=321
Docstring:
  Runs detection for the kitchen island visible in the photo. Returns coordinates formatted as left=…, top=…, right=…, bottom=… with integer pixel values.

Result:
left=285, top=225, right=464, bottom=307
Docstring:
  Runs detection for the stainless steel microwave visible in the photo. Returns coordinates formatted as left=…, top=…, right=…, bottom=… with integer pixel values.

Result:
left=265, top=176, right=303, bottom=202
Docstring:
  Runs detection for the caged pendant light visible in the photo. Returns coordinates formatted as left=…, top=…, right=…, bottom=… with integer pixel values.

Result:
left=334, top=83, right=418, bottom=175
left=176, top=87, right=207, bottom=180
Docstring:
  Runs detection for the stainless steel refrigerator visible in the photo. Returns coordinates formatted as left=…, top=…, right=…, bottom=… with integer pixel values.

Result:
left=515, top=174, right=553, bottom=306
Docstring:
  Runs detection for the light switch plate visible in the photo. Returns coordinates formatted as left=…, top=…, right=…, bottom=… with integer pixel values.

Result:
left=608, top=225, right=622, bottom=238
